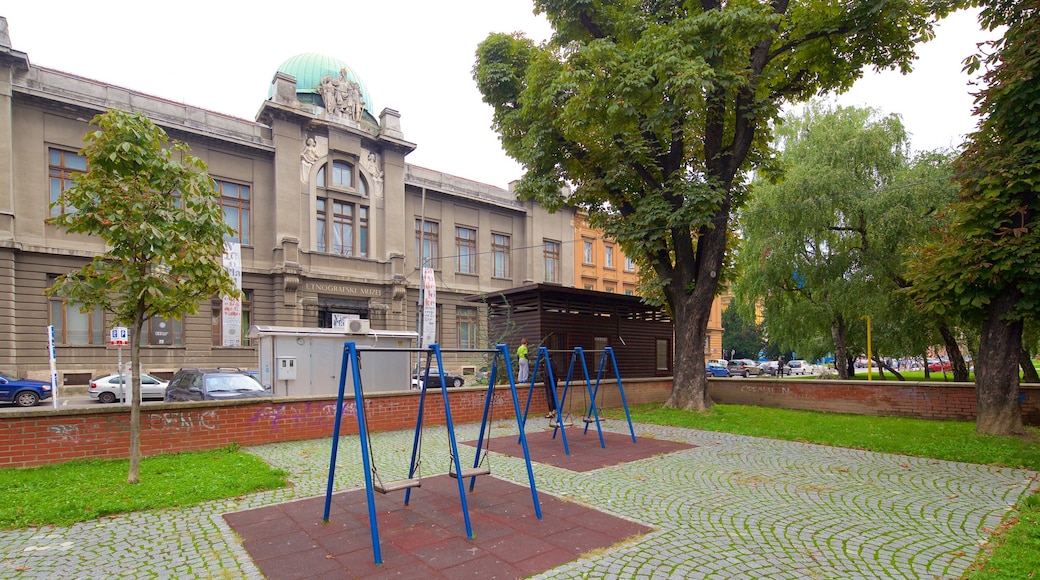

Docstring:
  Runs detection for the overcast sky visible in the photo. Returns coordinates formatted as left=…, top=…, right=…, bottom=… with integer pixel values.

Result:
left=4, top=3, right=996, bottom=189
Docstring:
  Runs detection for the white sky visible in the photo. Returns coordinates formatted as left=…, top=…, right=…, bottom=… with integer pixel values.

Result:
left=3, top=3, right=996, bottom=189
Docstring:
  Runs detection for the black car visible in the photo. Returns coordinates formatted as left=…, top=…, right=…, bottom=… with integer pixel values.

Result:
left=165, top=367, right=269, bottom=402
left=411, top=370, right=465, bottom=389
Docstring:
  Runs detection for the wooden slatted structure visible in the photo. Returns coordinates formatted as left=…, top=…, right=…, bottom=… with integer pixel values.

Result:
left=468, top=284, right=674, bottom=378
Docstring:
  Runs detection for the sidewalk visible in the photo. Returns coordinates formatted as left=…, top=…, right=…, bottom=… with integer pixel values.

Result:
left=1, top=420, right=1036, bottom=579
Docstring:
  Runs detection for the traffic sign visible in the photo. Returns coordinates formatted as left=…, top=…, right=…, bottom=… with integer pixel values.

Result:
left=110, top=326, right=129, bottom=346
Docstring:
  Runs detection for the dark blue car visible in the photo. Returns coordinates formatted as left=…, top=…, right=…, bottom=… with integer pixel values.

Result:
left=0, top=373, right=53, bottom=407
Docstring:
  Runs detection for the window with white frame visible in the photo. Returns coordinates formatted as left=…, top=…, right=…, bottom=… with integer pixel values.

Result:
left=583, top=239, right=594, bottom=264
left=605, top=245, right=615, bottom=269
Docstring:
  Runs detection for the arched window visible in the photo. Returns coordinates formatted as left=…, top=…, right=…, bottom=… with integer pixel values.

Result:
left=332, top=161, right=354, bottom=187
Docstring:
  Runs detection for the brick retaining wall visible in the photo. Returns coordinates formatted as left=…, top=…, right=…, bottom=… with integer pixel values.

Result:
left=2, top=379, right=1037, bottom=468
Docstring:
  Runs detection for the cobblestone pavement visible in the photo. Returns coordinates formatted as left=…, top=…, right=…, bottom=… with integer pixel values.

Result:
left=1, top=421, right=1037, bottom=579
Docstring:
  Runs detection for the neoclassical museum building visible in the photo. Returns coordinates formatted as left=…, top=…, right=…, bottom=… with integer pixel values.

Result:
left=0, top=17, right=589, bottom=384
left=0, top=15, right=743, bottom=387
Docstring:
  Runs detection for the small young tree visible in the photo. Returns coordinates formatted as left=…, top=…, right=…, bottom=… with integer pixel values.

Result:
left=46, top=109, right=238, bottom=482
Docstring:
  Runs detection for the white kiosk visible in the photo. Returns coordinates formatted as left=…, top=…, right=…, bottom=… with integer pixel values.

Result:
left=248, top=325, right=417, bottom=396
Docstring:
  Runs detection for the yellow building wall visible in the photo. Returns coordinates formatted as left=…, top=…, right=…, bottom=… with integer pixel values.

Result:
left=572, top=213, right=727, bottom=362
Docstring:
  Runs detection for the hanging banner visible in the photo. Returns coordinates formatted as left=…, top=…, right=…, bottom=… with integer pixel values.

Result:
left=421, top=266, right=436, bottom=347
left=222, top=242, right=242, bottom=347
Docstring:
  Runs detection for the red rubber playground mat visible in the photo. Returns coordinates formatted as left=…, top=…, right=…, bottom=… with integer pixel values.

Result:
left=225, top=474, right=651, bottom=579
left=466, top=427, right=697, bottom=472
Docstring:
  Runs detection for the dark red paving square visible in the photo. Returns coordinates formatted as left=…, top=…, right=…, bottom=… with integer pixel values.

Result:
left=470, top=428, right=697, bottom=472
left=225, top=475, right=652, bottom=579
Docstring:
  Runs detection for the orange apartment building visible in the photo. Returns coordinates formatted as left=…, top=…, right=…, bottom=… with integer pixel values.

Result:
left=572, top=213, right=727, bottom=362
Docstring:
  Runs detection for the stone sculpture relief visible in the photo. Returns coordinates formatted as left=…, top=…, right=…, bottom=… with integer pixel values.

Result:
left=317, top=68, right=365, bottom=122
left=300, top=135, right=329, bottom=184
left=361, top=150, right=384, bottom=198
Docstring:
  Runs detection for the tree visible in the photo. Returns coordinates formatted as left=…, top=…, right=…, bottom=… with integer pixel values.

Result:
left=737, top=104, right=964, bottom=380
left=46, top=110, right=238, bottom=482
left=907, top=2, right=1040, bottom=435
left=721, top=303, right=765, bottom=360
left=474, top=0, right=952, bottom=411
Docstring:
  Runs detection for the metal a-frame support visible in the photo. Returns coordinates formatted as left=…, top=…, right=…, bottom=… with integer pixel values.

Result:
left=322, top=342, right=541, bottom=565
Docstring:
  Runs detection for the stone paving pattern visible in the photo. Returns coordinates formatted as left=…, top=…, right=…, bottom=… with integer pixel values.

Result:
left=1, top=420, right=1037, bottom=579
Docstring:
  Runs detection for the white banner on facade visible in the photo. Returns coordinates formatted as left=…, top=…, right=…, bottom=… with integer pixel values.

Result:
left=421, top=266, right=436, bottom=348
left=222, top=242, right=242, bottom=347
left=47, top=325, right=58, bottom=409
left=332, top=313, right=358, bottom=329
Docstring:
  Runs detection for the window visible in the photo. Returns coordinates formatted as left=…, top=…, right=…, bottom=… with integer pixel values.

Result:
left=625, top=255, right=636, bottom=272
left=543, top=240, right=560, bottom=283
left=456, top=227, right=477, bottom=274
left=656, top=339, right=670, bottom=371
left=331, top=201, right=354, bottom=256
left=583, top=239, right=594, bottom=264
left=624, top=285, right=635, bottom=296
left=211, top=290, right=252, bottom=346
left=457, top=306, right=478, bottom=349
left=416, top=219, right=439, bottom=268
left=492, top=233, right=510, bottom=278
left=358, top=206, right=369, bottom=258
left=215, top=180, right=250, bottom=245
left=316, top=178, right=368, bottom=256
left=332, top=160, right=354, bottom=188
left=144, top=316, right=183, bottom=346
left=605, top=245, right=615, bottom=269
left=49, top=293, right=104, bottom=345
left=49, top=148, right=87, bottom=217
left=605, top=285, right=615, bottom=293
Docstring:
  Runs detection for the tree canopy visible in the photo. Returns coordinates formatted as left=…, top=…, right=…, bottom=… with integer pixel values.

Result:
left=46, top=109, right=238, bottom=481
left=907, top=1, right=1040, bottom=434
left=737, top=104, right=962, bottom=378
left=474, top=0, right=953, bottom=410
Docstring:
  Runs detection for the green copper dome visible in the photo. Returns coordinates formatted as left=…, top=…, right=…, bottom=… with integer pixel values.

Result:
left=271, top=53, right=376, bottom=118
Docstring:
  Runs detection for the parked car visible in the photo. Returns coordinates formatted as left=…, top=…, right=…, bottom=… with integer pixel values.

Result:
left=165, top=367, right=269, bottom=402
left=786, top=360, right=811, bottom=375
left=707, top=359, right=729, bottom=367
left=706, top=362, right=730, bottom=377
left=726, top=359, right=761, bottom=377
left=411, top=370, right=466, bottom=389
left=0, top=372, right=53, bottom=407
left=89, top=372, right=169, bottom=404
left=927, top=359, right=952, bottom=372
left=759, top=361, right=780, bottom=376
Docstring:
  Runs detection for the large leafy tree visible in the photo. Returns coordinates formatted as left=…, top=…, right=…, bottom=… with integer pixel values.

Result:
left=908, top=1, right=1040, bottom=435
left=721, top=303, right=765, bottom=360
left=46, top=110, right=238, bottom=482
left=737, top=105, right=963, bottom=379
left=475, top=1, right=952, bottom=410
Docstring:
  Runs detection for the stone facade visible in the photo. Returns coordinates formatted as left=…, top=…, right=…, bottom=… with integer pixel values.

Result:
left=0, top=20, right=575, bottom=383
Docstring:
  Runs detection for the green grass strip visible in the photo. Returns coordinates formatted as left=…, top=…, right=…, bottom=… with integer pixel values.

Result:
left=0, top=444, right=288, bottom=529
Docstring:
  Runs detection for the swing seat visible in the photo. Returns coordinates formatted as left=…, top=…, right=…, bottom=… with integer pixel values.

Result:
left=373, top=478, right=422, bottom=494
left=449, top=466, right=491, bottom=479
left=583, top=417, right=596, bottom=423
left=550, top=420, right=574, bottom=428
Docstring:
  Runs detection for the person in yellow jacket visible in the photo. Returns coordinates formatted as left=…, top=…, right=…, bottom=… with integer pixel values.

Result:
left=516, top=338, right=530, bottom=383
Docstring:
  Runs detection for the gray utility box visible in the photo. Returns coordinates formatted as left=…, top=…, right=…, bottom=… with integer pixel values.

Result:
left=248, top=325, right=418, bottom=396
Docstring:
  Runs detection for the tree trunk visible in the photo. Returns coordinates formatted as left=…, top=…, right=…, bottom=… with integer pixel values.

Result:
left=127, top=307, right=145, bottom=484
left=1020, top=347, right=1039, bottom=383
left=846, top=354, right=856, bottom=378
left=875, top=356, right=904, bottom=381
left=830, top=316, right=849, bottom=379
left=975, top=287, right=1024, bottom=435
left=873, top=354, right=886, bottom=380
left=938, top=322, right=969, bottom=382
left=923, top=351, right=931, bottom=379
left=665, top=289, right=713, bottom=411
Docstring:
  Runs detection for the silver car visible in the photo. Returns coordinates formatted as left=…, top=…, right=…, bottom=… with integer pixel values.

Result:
left=89, top=372, right=169, bottom=403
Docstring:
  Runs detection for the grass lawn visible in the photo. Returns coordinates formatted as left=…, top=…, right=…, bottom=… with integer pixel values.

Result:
left=0, top=445, right=288, bottom=529
left=603, top=403, right=1040, bottom=580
